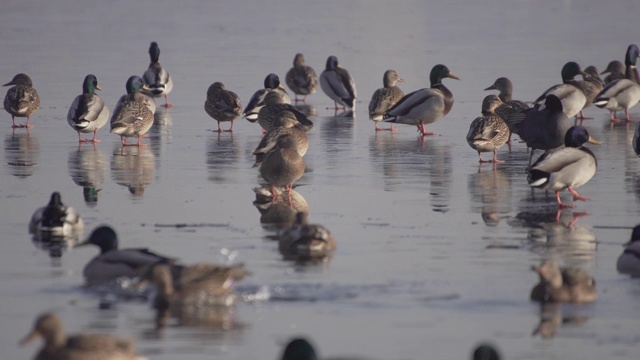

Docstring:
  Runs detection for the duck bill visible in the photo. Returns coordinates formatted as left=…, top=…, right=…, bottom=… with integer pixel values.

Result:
left=96, top=85, right=102, bottom=91
left=2, top=81, right=13, bottom=87
left=142, top=84, right=152, bottom=91
left=448, top=73, right=461, bottom=81
left=587, top=136, right=601, bottom=145
left=19, top=330, right=39, bottom=346
left=483, top=84, right=496, bottom=91
left=397, top=77, right=405, bottom=83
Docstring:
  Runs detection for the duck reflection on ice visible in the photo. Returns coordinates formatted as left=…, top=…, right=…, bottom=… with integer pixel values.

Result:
left=67, top=144, right=107, bottom=206
left=111, top=144, right=156, bottom=197
left=253, top=185, right=308, bottom=230
left=468, top=166, right=511, bottom=225
left=4, top=131, right=39, bottom=178
left=206, top=131, right=240, bottom=183
left=30, top=232, right=79, bottom=259
left=532, top=303, right=589, bottom=339
left=151, top=303, right=243, bottom=337
left=294, top=103, right=317, bottom=117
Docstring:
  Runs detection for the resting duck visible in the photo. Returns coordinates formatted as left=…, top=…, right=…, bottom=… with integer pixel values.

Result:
left=484, top=77, right=530, bottom=144
left=285, top=53, right=319, bottom=103
left=533, top=61, right=587, bottom=119
left=110, top=92, right=154, bottom=147
left=78, top=225, right=178, bottom=286
left=259, top=134, right=305, bottom=204
left=279, top=212, right=336, bottom=260
left=253, top=110, right=309, bottom=167
left=319, top=55, right=357, bottom=111
left=466, top=95, right=509, bottom=164
left=602, top=60, right=625, bottom=84
left=204, top=82, right=242, bottom=132
left=576, top=65, right=604, bottom=120
left=384, top=64, right=460, bottom=136
left=528, top=126, right=600, bottom=208
left=368, top=69, right=405, bottom=131
left=3, top=73, right=40, bottom=128
left=593, top=44, right=640, bottom=124
left=616, top=225, right=640, bottom=276
left=114, top=76, right=156, bottom=115
left=142, top=41, right=173, bottom=108
left=517, top=94, right=571, bottom=164
left=257, top=91, right=313, bottom=132
left=67, top=74, right=110, bottom=143
left=28, top=192, right=84, bottom=238
left=20, top=312, right=146, bottom=360
left=243, top=73, right=291, bottom=121
left=530, top=259, right=597, bottom=303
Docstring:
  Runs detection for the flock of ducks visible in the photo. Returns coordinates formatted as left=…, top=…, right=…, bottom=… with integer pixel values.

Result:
left=8, top=40, right=640, bottom=359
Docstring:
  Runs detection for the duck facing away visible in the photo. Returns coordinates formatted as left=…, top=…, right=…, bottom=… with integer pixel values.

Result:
left=484, top=77, right=530, bottom=145
left=285, top=53, right=319, bottom=103
left=319, top=55, right=357, bottom=111
left=616, top=224, right=640, bottom=277
left=517, top=94, right=571, bottom=164
left=368, top=69, right=405, bottom=131
left=3, top=73, right=40, bottom=128
left=257, top=91, right=314, bottom=133
left=466, top=95, right=509, bottom=164
left=259, top=134, right=305, bottom=204
left=110, top=92, right=154, bottom=147
left=243, top=73, right=291, bottom=121
left=20, top=312, right=146, bottom=360
left=576, top=65, right=604, bottom=120
left=279, top=212, right=336, bottom=260
left=593, top=44, right=640, bottom=124
left=528, top=126, right=600, bottom=208
left=602, top=60, right=625, bottom=85
left=533, top=61, right=587, bottom=119
left=29, top=192, right=84, bottom=238
left=530, top=260, right=596, bottom=303
left=253, top=110, right=309, bottom=167
left=142, top=41, right=173, bottom=108
left=114, top=75, right=156, bottom=115
left=384, top=64, right=460, bottom=136
left=67, top=74, right=110, bottom=143
left=78, top=225, right=178, bottom=286
left=204, top=82, right=242, bottom=132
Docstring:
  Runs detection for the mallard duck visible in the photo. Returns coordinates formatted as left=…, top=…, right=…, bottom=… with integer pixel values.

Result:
left=28, top=192, right=84, bottom=237
left=243, top=73, right=291, bottom=121
left=141, top=262, right=248, bottom=309
left=285, top=53, right=319, bottom=103
left=20, top=312, right=146, bottom=360
left=517, top=94, right=571, bottom=164
left=576, top=65, right=604, bottom=120
left=319, top=55, right=357, bottom=110
left=617, top=225, right=640, bottom=276
left=114, top=76, right=156, bottom=115
left=602, top=60, right=625, bottom=84
left=3, top=73, right=40, bottom=128
left=533, top=62, right=587, bottom=119
left=593, top=44, right=640, bottom=124
left=257, top=91, right=314, bottom=132
left=472, top=344, right=501, bottom=360
left=466, top=95, right=509, bottom=163
left=110, top=92, right=154, bottom=147
left=67, top=74, right=110, bottom=143
left=279, top=212, right=336, bottom=259
left=280, top=338, right=318, bottom=360
left=530, top=260, right=596, bottom=303
left=259, top=134, right=305, bottom=204
left=528, top=126, right=600, bottom=208
left=142, top=41, right=173, bottom=108
left=368, top=69, right=405, bottom=131
left=204, top=82, right=242, bottom=132
left=484, top=77, right=530, bottom=145
left=78, top=225, right=177, bottom=286
left=253, top=110, right=309, bottom=167
left=384, top=64, right=460, bottom=136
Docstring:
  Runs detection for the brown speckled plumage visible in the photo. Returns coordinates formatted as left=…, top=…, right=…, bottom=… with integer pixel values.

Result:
left=204, top=82, right=242, bottom=132
left=3, top=73, right=40, bottom=128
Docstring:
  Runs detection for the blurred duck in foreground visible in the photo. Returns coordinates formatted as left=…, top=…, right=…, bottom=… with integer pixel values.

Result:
left=527, top=126, right=599, bottom=208
left=142, top=41, right=173, bottom=108
left=20, top=312, right=146, bottom=360
left=384, top=64, right=459, bottom=136
left=530, top=259, right=596, bottom=303
left=466, top=95, right=509, bottom=164
left=616, top=225, right=640, bottom=277
left=67, top=74, right=110, bottom=143
left=472, top=344, right=501, bottom=360
left=29, top=192, right=84, bottom=238
left=3, top=73, right=40, bottom=128
left=285, top=53, right=318, bottom=103
left=368, top=69, right=404, bottom=131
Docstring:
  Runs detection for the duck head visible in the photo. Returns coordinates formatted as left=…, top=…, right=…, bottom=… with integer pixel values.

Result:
left=77, top=225, right=119, bottom=253
left=82, top=74, right=101, bottom=94
left=3, top=73, right=33, bottom=87
left=429, top=64, right=460, bottom=86
left=564, top=126, right=601, bottom=148
left=325, top=55, right=339, bottom=71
